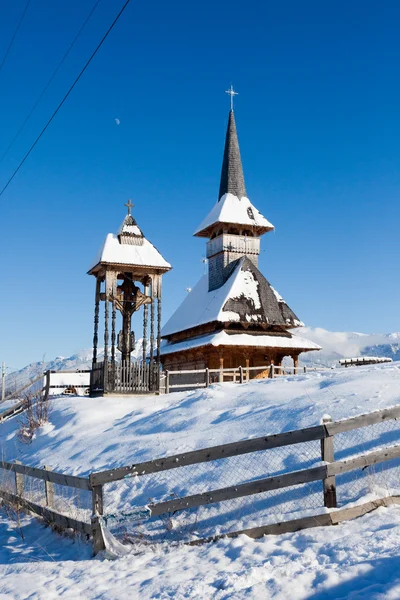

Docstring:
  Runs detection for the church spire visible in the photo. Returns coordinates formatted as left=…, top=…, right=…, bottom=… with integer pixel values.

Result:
left=218, top=107, right=247, bottom=201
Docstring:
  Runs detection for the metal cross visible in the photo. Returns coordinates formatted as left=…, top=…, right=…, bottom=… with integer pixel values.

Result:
left=225, top=85, right=238, bottom=110
left=125, top=199, right=134, bottom=215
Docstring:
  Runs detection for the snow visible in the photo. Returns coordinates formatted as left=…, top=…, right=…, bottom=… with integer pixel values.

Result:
left=194, top=193, right=274, bottom=235
left=160, top=330, right=321, bottom=355
left=2, top=363, right=400, bottom=596
left=162, top=258, right=296, bottom=336
left=89, top=233, right=171, bottom=271
left=48, top=372, right=90, bottom=396
left=2, top=502, right=400, bottom=598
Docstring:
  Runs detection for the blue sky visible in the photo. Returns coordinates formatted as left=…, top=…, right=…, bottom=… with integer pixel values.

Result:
left=1, top=0, right=399, bottom=369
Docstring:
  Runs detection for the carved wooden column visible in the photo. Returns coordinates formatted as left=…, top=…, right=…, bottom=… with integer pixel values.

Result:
left=149, top=278, right=155, bottom=388
left=104, top=295, right=109, bottom=363
left=156, top=276, right=162, bottom=369
left=142, top=279, right=149, bottom=364
left=92, top=278, right=101, bottom=365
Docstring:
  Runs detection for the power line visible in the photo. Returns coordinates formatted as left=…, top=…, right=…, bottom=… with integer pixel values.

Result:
left=0, top=0, right=132, bottom=198
left=0, top=0, right=102, bottom=166
left=0, top=0, right=31, bottom=76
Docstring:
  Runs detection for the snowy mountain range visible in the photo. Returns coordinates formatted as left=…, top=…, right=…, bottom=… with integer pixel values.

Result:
left=5, top=327, right=400, bottom=392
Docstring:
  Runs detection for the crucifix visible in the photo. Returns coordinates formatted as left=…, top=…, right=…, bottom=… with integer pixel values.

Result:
left=125, top=199, right=134, bottom=215
left=225, top=85, right=238, bottom=111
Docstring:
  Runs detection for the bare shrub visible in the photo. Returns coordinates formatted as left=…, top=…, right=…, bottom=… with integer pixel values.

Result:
left=17, top=392, right=52, bottom=444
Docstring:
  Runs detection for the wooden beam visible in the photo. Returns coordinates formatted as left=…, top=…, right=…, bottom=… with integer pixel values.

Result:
left=326, top=405, right=400, bottom=435
left=186, top=496, right=400, bottom=546
left=0, top=489, right=91, bottom=535
left=328, top=444, right=400, bottom=476
left=0, top=461, right=91, bottom=490
left=149, top=465, right=327, bottom=516
left=90, top=424, right=326, bottom=485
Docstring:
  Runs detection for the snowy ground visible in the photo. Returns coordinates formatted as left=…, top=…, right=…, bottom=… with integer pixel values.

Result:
left=2, top=504, right=400, bottom=599
left=2, top=362, right=400, bottom=597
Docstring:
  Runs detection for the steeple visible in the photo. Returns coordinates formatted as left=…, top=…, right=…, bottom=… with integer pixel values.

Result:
left=218, top=110, right=247, bottom=201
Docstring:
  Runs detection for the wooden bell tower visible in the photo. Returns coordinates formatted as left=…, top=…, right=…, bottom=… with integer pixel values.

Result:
left=88, top=201, right=171, bottom=394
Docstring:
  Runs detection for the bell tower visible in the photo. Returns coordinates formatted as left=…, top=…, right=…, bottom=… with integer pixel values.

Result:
left=88, top=201, right=171, bottom=394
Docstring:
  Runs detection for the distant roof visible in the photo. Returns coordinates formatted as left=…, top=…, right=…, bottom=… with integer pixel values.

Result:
left=160, top=330, right=321, bottom=356
left=194, top=193, right=274, bottom=237
left=88, top=233, right=171, bottom=272
left=161, top=256, right=303, bottom=337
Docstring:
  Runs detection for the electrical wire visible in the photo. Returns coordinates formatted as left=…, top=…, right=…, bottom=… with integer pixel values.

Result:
left=0, top=0, right=31, bottom=76
left=0, top=0, right=102, bottom=166
left=0, top=0, right=132, bottom=198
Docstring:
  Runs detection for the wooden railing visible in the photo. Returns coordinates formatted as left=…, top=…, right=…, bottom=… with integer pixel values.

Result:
left=163, top=363, right=332, bottom=392
left=2, top=404, right=400, bottom=554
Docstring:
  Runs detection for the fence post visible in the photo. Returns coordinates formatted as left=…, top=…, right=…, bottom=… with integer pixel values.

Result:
left=14, top=460, right=24, bottom=497
left=91, top=483, right=105, bottom=555
left=43, top=465, right=55, bottom=509
left=219, top=358, right=224, bottom=383
left=321, top=416, right=337, bottom=508
left=303, top=366, right=307, bottom=374
left=239, top=366, right=243, bottom=384
left=205, top=368, right=209, bottom=388
left=165, top=371, right=170, bottom=394
left=92, top=484, right=104, bottom=516
left=269, top=364, right=275, bottom=379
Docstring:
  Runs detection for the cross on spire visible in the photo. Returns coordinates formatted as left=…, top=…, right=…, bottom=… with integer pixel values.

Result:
left=225, top=85, right=238, bottom=111
left=125, top=199, right=134, bottom=215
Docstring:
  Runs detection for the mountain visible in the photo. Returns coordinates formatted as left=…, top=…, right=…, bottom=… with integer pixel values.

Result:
left=4, top=328, right=400, bottom=395
left=297, top=327, right=400, bottom=367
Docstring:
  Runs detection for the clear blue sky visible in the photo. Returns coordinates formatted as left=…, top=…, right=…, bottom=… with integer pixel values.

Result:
left=1, top=0, right=399, bottom=369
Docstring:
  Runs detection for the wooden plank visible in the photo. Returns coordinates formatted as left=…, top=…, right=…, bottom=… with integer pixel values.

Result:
left=169, top=383, right=207, bottom=389
left=187, top=512, right=333, bottom=546
left=90, top=424, right=326, bottom=485
left=149, top=465, right=327, bottom=516
left=187, top=496, right=400, bottom=547
left=0, top=489, right=91, bottom=535
left=0, top=461, right=91, bottom=490
left=326, top=405, right=400, bottom=435
left=3, top=373, right=44, bottom=402
left=0, top=400, right=27, bottom=422
left=328, top=444, right=400, bottom=476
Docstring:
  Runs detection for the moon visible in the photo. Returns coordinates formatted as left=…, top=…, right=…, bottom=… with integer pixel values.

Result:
left=114, top=118, right=120, bottom=125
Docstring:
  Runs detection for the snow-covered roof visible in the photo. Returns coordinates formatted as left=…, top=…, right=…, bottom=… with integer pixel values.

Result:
left=89, top=233, right=171, bottom=272
left=194, top=193, right=274, bottom=237
left=160, top=330, right=321, bottom=355
left=161, top=257, right=303, bottom=337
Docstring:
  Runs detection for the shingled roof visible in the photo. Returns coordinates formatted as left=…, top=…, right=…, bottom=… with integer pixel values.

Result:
left=161, top=256, right=303, bottom=338
left=218, top=110, right=246, bottom=201
left=194, top=110, right=274, bottom=237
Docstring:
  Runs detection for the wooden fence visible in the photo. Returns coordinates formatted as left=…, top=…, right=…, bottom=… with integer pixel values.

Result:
left=164, top=363, right=332, bottom=393
left=0, top=371, right=50, bottom=423
left=2, top=403, right=400, bottom=555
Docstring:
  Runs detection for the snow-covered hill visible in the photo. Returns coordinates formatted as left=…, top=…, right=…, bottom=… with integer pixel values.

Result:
left=2, top=360, right=400, bottom=598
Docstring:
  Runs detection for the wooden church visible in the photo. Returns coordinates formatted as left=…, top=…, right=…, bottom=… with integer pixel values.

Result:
left=160, top=98, right=320, bottom=376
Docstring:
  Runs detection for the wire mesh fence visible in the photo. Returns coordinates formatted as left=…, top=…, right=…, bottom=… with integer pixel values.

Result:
left=0, top=466, right=92, bottom=525
left=103, top=439, right=324, bottom=543
left=334, top=418, right=400, bottom=504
